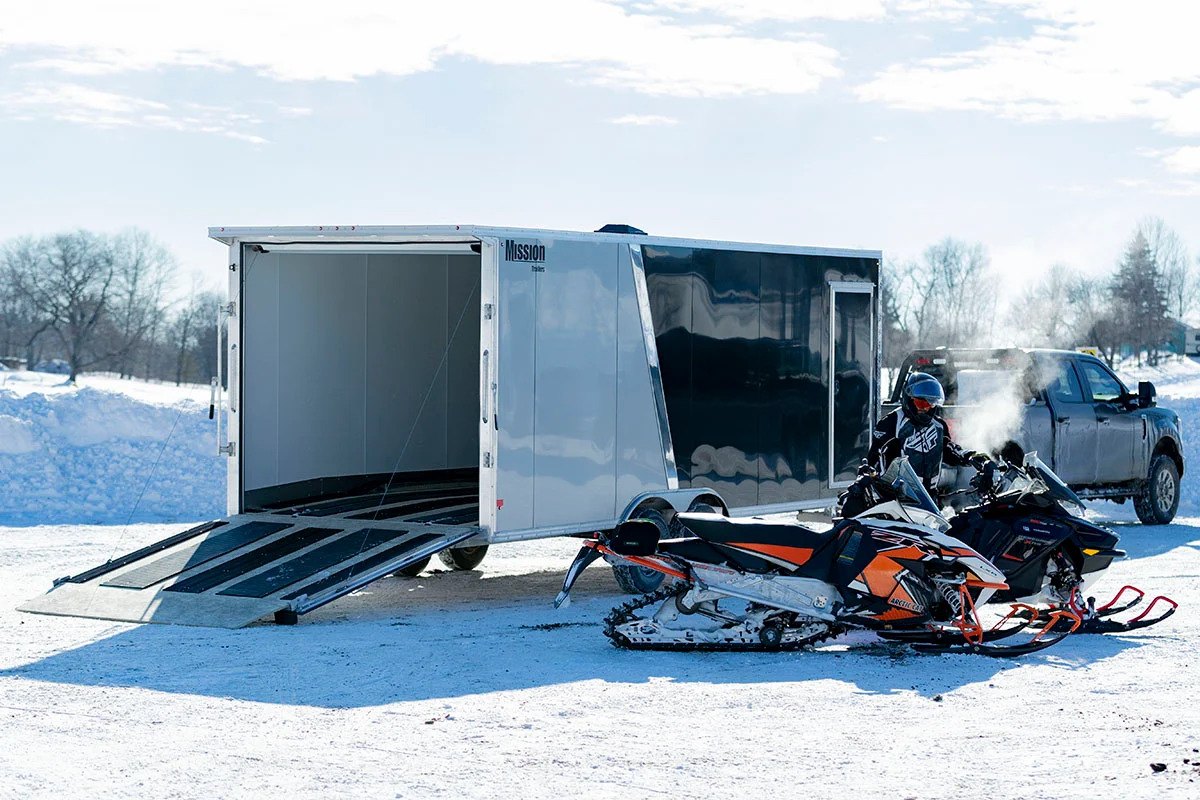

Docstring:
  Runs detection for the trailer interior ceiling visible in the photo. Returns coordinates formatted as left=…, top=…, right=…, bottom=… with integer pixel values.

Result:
left=240, top=245, right=481, bottom=519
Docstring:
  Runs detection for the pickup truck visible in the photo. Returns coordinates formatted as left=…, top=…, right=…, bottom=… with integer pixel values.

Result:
left=885, top=348, right=1184, bottom=524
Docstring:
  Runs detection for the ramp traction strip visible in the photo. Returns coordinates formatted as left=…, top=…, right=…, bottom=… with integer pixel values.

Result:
left=297, top=486, right=476, bottom=517
left=281, top=532, right=444, bottom=601
left=348, top=494, right=478, bottom=521
left=65, top=520, right=229, bottom=585
left=218, top=527, right=415, bottom=599
left=101, top=521, right=291, bottom=590
left=163, top=527, right=343, bottom=594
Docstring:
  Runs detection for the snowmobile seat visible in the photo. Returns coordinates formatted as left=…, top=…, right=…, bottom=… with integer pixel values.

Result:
left=656, top=536, right=740, bottom=568
left=674, top=513, right=846, bottom=576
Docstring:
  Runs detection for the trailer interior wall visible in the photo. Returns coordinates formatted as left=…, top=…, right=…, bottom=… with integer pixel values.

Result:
left=240, top=249, right=480, bottom=508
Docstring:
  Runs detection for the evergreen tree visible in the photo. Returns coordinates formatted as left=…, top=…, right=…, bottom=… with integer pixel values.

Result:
left=1111, top=231, right=1170, bottom=365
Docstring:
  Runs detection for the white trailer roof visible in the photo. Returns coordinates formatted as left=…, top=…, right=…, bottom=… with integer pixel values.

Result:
left=208, top=224, right=881, bottom=260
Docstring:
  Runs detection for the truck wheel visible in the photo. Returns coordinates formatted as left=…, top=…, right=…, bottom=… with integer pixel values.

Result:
left=437, top=545, right=489, bottom=571
left=396, top=556, right=431, bottom=578
left=1134, top=455, right=1180, bottom=525
left=612, top=563, right=665, bottom=594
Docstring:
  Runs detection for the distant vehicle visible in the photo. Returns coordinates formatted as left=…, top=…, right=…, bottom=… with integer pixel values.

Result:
left=32, top=359, right=70, bottom=375
left=887, top=348, right=1184, bottom=524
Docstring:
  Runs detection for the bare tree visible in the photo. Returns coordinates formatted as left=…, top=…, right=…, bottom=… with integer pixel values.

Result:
left=888, top=238, right=996, bottom=349
left=880, top=260, right=915, bottom=366
left=107, top=229, right=175, bottom=378
left=1140, top=216, right=1198, bottom=321
left=1, top=238, right=54, bottom=367
left=1070, top=276, right=1122, bottom=366
left=1008, top=263, right=1080, bottom=348
left=12, top=232, right=117, bottom=382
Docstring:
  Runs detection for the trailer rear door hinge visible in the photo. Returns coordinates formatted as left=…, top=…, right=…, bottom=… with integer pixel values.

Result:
left=483, top=452, right=492, bottom=468
left=484, top=303, right=494, bottom=320
left=219, top=442, right=237, bottom=457
left=221, top=301, right=237, bottom=317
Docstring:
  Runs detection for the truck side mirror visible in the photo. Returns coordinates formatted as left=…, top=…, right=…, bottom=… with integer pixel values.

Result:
left=1138, top=380, right=1156, bottom=408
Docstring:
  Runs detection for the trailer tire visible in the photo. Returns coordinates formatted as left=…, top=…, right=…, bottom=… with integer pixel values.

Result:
left=612, top=507, right=671, bottom=594
left=396, top=556, right=431, bottom=578
left=1134, top=455, right=1180, bottom=525
left=612, top=563, right=666, bottom=594
left=437, top=545, right=489, bottom=571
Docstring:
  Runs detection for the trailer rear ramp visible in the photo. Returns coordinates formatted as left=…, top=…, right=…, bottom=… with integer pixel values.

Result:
left=19, top=500, right=481, bottom=629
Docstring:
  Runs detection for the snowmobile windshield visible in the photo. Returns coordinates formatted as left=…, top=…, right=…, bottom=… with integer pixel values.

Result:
left=880, top=457, right=945, bottom=520
left=1023, top=453, right=1087, bottom=515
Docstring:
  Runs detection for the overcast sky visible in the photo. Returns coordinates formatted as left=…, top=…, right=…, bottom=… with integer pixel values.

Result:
left=2, top=1, right=1198, bottom=298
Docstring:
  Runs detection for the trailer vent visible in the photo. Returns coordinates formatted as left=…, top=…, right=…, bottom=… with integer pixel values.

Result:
left=595, top=223, right=647, bottom=235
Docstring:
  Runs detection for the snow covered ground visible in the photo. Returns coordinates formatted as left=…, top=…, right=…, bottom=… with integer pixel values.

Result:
left=1, top=517, right=1198, bottom=799
left=1, top=364, right=1199, bottom=798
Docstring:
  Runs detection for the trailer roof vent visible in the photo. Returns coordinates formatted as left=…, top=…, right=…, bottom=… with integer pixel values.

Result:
left=595, top=223, right=647, bottom=235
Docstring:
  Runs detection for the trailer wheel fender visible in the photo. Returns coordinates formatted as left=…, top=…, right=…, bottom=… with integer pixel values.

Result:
left=617, top=489, right=730, bottom=524
left=686, top=493, right=729, bottom=516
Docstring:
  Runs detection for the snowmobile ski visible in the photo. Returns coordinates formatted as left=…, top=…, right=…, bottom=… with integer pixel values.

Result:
left=1029, top=585, right=1179, bottom=634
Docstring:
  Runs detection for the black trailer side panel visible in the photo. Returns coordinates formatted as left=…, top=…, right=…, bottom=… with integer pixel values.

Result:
left=641, top=246, right=875, bottom=506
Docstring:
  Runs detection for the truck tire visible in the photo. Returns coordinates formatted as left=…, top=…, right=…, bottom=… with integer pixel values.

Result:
left=612, top=563, right=665, bottom=594
left=1134, top=455, right=1180, bottom=525
left=437, top=545, right=489, bottom=571
left=396, top=556, right=431, bottom=577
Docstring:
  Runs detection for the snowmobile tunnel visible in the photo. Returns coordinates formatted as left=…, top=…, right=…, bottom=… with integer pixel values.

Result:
left=19, top=487, right=480, bottom=628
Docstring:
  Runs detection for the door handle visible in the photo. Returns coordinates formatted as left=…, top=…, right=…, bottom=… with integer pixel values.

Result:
left=1055, top=416, right=1069, bottom=424
left=481, top=349, right=490, bottom=423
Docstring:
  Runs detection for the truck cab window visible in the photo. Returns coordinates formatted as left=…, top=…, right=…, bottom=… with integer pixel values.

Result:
left=1078, top=360, right=1125, bottom=403
left=1044, top=360, right=1085, bottom=403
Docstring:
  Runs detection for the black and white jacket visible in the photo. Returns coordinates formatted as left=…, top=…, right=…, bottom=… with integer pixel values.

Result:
left=867, top=408, right=972, bottom=489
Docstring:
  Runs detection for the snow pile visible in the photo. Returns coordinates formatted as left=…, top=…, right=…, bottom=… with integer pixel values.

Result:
left=0, top=377, right=223, bottom=526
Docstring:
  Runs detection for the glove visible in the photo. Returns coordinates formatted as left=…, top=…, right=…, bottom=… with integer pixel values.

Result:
left=968, top=451, right=992, bottom=471
left=971, top=459, right=997, bottom=493
left=856, top=460, right=876, bottom=478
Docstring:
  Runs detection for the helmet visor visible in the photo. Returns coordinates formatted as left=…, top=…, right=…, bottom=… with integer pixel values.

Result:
left=911, top=396, right=941, bottom=413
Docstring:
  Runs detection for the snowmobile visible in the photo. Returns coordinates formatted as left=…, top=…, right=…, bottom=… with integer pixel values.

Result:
left=555, top=458, right=1080, bottom=657
left=933, top=454, right=1178, bottom=634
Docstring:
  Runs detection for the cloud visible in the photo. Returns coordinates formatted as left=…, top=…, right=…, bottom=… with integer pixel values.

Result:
left=856, top=1, right=1200, bottom=143
left=2, top=83, right=268, bottom=143
left=644, top=1, right=887, bottom=22
left=0, top=1, right=844, bottom=98
left=1161, top=146, right=1200, bottom=175
left=276, top=106, right=314, bottom=118
left=609, top=113, right=679, bottom=125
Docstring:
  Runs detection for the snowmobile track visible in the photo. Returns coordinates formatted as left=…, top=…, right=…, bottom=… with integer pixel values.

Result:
left=602, top=584, right=847, bottom=653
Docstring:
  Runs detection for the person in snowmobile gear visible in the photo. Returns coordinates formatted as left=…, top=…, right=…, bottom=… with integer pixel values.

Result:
left=839, top=372, right=991, bottom=518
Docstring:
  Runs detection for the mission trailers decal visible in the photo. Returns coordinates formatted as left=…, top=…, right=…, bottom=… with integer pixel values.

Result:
left=504, top=239, right=546, bottom=265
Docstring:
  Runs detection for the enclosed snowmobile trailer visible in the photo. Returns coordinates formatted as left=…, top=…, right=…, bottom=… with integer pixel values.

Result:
left=21, top=225, right=880, bottom=627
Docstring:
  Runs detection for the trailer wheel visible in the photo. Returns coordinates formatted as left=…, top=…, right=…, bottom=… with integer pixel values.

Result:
left=1134, top=455, right=1180, bottom=525
left=437, top=545, right=489, bottom=571
left=396, top=556, right=431, bottom=578
left=612, top=507, right=671, bottom=594
left=612, top=563, right=665, bottom=594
